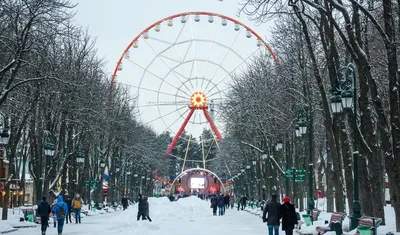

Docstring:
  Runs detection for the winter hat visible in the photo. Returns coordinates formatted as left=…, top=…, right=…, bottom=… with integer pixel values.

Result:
left=283, top=196, right=291, bottom=203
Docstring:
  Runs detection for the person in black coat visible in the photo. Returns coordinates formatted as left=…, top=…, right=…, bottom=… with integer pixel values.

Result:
left=240, top=195, right=248, bottom=210
left=262, top=194, right=281, bottom=235
left=137, top=194, right=146, bottom=221
left=280, top=197, right=298, bottom=235
left=64, top=195, right=72, bottom=224
left=210, top=194, right=218, bottom=216
left=217, top=194, right=225, bottom=216
left=37, top=197, right=51, bottom=235
left=121, top=195, right=128, bottom=211
left=224, top=194, right=230, bottom=211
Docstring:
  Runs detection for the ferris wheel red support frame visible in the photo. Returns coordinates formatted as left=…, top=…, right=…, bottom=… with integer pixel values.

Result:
left=110, top=11, right=279, bottom=159
left=165, top=106, right=222, bottom=157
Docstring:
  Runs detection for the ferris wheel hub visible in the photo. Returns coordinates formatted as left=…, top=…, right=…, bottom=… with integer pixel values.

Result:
left=190, top=91, right=207, bottom=109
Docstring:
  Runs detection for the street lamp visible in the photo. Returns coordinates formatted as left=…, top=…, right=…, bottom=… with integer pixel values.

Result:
left=298, top=119, right=307, bottom=135
left=341, top=89, right=353, bottom=109
left=331, top=63, right=360, bottom=230
left=76, top=152, right=85, bottom=163
left=116, top=166, right=120, bottom=172
left=44, top=142, right=54, bottom=157
left=330, top=92, right=343, bottom=114
left=252, top=160, right=256, bottom=166
left=1, top=129, right=9, bottom=145
left=276, top=140, right=283, bottom=151
left=246, top=165, right=250, bottom=170
left=134, top=174, right=138, bottom=177
left=100, top=160, right=106, bottom=168
left=296, top=105, right=315, bottom=214
left=127, top=171, right=131, bottom=175
left=295, top=125, right=301, bottom=137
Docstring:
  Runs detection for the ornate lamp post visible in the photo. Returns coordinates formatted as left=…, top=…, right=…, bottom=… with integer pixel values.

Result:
left=0, top=126, right=9, bottom=220
left=330, top=63, right=360, bottom=230
left=126, top=171, right=131, bottom=198
left=297, top=105, right=315, bottom=213
left=76, top=152, right=85, bottom=195
left=38, top=140, right=54, bottom=202
left=115, top=166, right=120, bottom=200
left=99, top=160, right=106, bottom=203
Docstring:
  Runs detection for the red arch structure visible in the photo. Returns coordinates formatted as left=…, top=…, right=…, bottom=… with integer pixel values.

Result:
left=111, top=12, right=278, bottom=157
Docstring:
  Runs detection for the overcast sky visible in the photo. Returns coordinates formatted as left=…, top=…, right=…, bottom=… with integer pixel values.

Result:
left=71, top=0, right=274, bottom=138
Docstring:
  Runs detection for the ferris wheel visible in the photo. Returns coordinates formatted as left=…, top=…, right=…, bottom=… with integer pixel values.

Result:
left=111, top=12, right=278, bottom=159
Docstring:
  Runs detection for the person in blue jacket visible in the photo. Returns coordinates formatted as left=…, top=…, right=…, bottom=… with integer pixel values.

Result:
left=52, top=195, right=68, bottom=235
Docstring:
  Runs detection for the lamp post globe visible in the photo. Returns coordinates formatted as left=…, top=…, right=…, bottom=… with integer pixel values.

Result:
left=276, top=141, right=283, bottom=151
left=295, top=125, right=301, bottom=137
left=44, top=142, right=51, bottom=156
left=76, top=156, right=84, bottom=163
left=341, top=89, right=353, bottom=109
left=1, top=129, right=9, bottom=145
left=330, top=93, right=343, bottom=114
left=100, top=160, right=106, bottom=168
left=299, top=120, right=307, bottom=135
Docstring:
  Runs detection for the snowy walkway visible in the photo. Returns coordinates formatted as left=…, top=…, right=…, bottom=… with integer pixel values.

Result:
left=10, top=197, right=270, bottom=235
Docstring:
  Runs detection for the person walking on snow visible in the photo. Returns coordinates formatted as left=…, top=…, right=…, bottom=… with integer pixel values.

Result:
left=224, top=194, right=230, bottom=211
left=121, top=195, right=128, bottom=211
left=50, top=198, right=57, bottom=228
left=52, top=195, right=68, bottom=235
left=240, top=195, right=247, bottom=210
left=72, top=194, right=83, bottom=224
left=210, top=194, right=218, bottom=216
left=230, top=194, right=235, bottom=209
left=143, top=196, right=152, bottom=222
left=280, top=196, right=298, bottom=235
left=217, top=194, right=225, bottom=216
left=262, top=194, right=281, bottom=235
left=37, top=197, right=51, bottom=235
left=64, top=195, right=72, bottom=224
left=137, top=194, right=146, bottom=220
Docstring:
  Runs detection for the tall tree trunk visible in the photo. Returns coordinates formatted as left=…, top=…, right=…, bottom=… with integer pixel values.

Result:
left=382, top=0, right=400, bottom=230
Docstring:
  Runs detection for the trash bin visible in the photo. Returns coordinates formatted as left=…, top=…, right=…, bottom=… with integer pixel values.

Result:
left=302, top=214, right=311, bottom=226
left=358, top=226, right=371, bottom=235
left=27, top=213, right=34, bottom=222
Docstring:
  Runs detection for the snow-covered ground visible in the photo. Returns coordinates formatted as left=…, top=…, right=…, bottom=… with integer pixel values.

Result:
left=1, top=196, right=399, bottom=235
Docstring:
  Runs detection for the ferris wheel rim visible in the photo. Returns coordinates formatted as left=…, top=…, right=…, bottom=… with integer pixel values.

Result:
left=112, top=11, right=278, bottom=145
left=111, top=11, right=278, bottom=84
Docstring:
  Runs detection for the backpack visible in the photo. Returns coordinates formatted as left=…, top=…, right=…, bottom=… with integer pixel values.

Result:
left=74, top=199, right=82, bottom=209
left=57, top=203, right=66, bottom=219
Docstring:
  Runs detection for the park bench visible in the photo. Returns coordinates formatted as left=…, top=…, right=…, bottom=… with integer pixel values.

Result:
left=311, top=208, right=321, bottom=221
left=342, top=216, right=382, bottom=235
left=315, top=212, right=346, bottom=235
left=296, top=209, right=321, bottom=232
